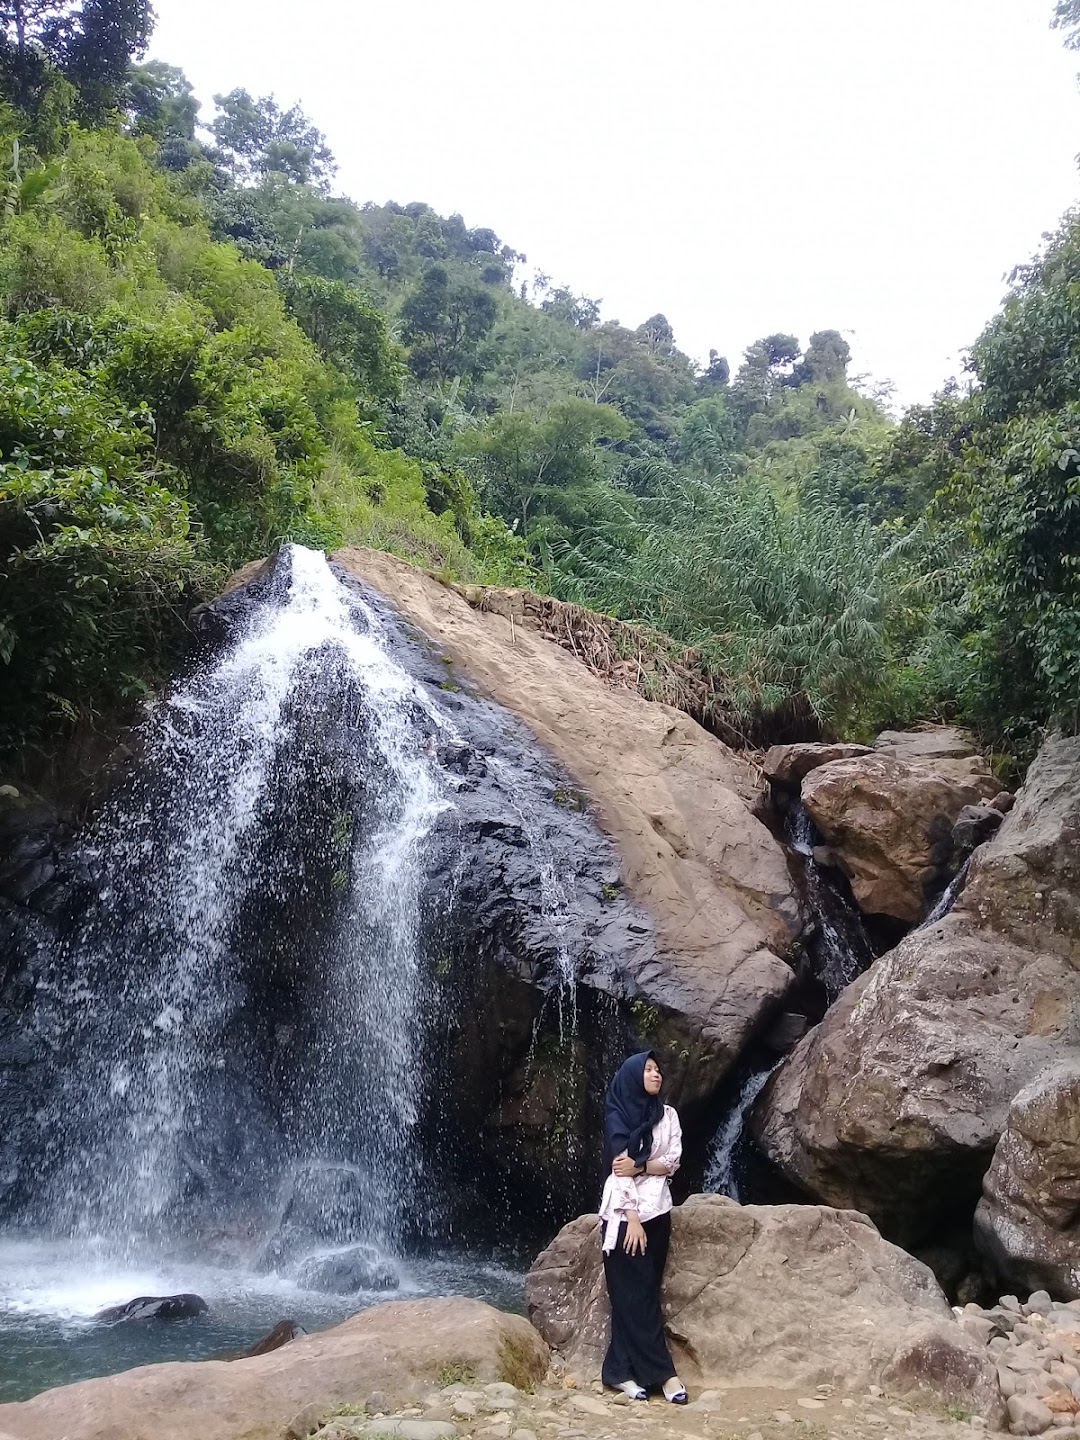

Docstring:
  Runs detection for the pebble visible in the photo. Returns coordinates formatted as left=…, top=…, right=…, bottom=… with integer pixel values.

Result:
left=568, top=1397, right=610, bottom=1418
left=797, top=1398, right=826, bottom=1410
left=1007, top=1393, right=1055, bottom=1434
left=772, top=1411, right=794, bottom=1424
left=452, top=1400, right=477, bottom=1420
left=478, top=1426, right=510, bottom=1440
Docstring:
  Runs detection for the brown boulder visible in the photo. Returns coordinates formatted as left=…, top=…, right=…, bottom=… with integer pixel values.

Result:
left=974, top=1063, right=1080, bottom=1299
left=0, top=1297, right=547, bottom=1440
left=524, top=1194, right=1001, bottom=1418
left=762, top=742, right=872, bottom=788
left=801, top=752, right=1000, bottom=922
left=873, top=727, right=984, bottom=763
left=753, top=737, right=1080, bottom=1245
left=329, top=548, right=801, bottom=1074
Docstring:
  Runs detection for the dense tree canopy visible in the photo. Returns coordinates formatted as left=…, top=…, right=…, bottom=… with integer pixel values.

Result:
left=1, top=5, right=1078, bottom=769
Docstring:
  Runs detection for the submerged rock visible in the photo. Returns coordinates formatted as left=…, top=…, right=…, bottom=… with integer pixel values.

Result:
left=94, top=1293, right=208, bottom=1323
left=524, top=1194, right=1001, bottom=1419
left=0, top=1297, right=548, bottom=1440
left=296, top=1244, right=399, bottom=1294
left=975, top=1063, right=1080, bottom=1299
left=753, top=736, right=1080, bottom=1249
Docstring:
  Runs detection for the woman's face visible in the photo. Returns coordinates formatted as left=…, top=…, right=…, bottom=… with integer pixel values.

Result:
left=643, top=1057, right=663, bottom=1095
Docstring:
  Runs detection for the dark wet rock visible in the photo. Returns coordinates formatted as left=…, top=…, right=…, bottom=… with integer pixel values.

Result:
left=95, top=1293, right=208, bottom=1323
left=295, top=1244, right=399, bottom=1294
left=952, top=803, right=1005, bottom=856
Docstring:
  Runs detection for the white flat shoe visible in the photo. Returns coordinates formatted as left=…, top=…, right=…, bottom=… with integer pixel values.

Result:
left=663, top=1377, right=688, bottom=1404
left=618, top=1380, right=647, bottom=1401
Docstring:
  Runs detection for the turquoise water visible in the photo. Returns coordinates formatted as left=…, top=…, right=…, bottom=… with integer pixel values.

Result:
left=0, top=1235, right=525, bottom=1404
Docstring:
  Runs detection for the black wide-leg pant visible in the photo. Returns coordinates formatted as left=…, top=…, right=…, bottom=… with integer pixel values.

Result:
left=601, top=1211, right=676, bottom=1390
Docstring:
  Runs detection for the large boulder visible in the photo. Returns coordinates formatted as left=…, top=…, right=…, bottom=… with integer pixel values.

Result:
left=763, top=742, right=872, bottom=789
left=327, top=548, right=801, bottom=1080
left=974, top=1063, right=1080, bottom=1299
left=801, top=752, right=1000, bottom=923
left=754, top=737, right=1080, bottom=1246
left=525, top=1193, right=1001, bottom=1418
left=0, top=1297, right=547, bottom=1440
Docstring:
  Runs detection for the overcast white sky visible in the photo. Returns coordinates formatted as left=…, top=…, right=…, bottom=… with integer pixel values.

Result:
left=150, top=0, right=1080, bottom=407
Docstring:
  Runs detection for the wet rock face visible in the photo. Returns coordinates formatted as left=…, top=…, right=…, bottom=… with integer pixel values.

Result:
left=525, top=1195, right=1002, bottom=1420
left=974, top=1064, right=1080, bottom=1300
left=753, top=737, right=1080, bottom=1253
left=0, top=546, right=801, bottom=1246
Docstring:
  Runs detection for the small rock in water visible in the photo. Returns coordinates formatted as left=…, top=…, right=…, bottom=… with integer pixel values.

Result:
left=94, top=1292, right=208, bottom=1323
left=217, top=1316, right=304, bottom=1360
left=295, top=1243, right=399, bottom=1294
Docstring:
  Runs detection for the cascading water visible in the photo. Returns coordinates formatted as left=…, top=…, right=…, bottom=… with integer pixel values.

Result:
left=37, top=545, right=450, bottom=1254
left=786, top=803, right=875, bottom=1010
left=704, top=1058, right=779, bottom=1201
left=701, top=802, right=877, bottom=1204
left=921, top=855, right=971, bottom=927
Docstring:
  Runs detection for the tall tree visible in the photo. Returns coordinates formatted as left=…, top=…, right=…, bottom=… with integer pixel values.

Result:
left=0, top=0, right=152, bottom=121
left=210, top=89, right=336, bottom=188
left=400, top=262, right=498, bottom=383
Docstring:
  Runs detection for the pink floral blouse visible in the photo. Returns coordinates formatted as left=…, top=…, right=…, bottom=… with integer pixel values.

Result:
left=597, top=1103, right=682, bottom=1252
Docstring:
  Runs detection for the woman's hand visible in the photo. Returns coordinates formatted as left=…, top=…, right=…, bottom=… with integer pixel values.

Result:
left=612, top=1153, right=640, bottom=1179
left=623, top=1214, right=647, bottom=1255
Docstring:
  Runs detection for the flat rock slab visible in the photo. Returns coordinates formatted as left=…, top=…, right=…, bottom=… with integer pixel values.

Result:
left=0, top=1298, right=547, bottom=1440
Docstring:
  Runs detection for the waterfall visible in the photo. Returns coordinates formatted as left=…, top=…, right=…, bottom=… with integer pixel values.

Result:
left=787, top=804, right=874, bottom=1007
left=39, top=546, right=450, bottom=1255
left=705, top=1059, right=778, bottom=1201
left=921, top=855, right=972, bottom=927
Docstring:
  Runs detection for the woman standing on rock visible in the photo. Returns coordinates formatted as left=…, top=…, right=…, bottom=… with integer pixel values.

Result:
left=598, top=1050, right=687, bottom=1404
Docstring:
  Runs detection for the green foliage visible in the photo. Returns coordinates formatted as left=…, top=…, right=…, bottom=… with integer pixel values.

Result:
left=558, top=467, right=934, bottom=737
left=276, top=271, right=401, bottom=400
left=400, top=261, right=498, bottom=383
left=456, top=397, right=631, bottom=545
left=0, top=0, right=151, bottom=125
left=209, top=88, right=335, bottom=188
left=0, top=123, right=525, bottom=762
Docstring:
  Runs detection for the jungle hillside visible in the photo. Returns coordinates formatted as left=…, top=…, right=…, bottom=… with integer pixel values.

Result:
left=1, top=0, right=1079, bottom=773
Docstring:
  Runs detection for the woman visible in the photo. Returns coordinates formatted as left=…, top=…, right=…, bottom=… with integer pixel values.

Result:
left=597, top=1050, right=687, bottom=1404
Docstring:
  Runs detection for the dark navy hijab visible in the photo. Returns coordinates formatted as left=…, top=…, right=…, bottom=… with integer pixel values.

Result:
left=604, top=1050, right=664, bottom=1167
